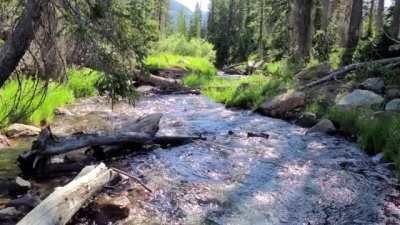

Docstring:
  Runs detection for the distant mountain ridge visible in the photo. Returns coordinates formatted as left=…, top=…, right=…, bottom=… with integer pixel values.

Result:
left=169, top=0, right=208, bottom=26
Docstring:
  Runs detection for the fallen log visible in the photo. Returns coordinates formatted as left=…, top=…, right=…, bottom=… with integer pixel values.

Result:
left=302, top=56, right=400, bottom=89
left=17, top=163, right=117, bottom=225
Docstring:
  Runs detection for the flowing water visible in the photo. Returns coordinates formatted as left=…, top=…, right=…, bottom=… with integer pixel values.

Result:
left=104, top=95, right=400, bottom=225
left=3, top=94, right=400, bottom=225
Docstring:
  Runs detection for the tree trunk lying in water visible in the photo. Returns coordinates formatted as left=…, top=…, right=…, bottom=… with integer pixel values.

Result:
left=18, top=113, right=204, bottom=177
left=17, top=163, right=117, bottom=225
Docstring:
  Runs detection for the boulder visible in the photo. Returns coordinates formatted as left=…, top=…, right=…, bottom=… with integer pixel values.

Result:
left=386, top=99, right=400, bottom=111
left=337, top=89, right=384, bottom=109
left=258, top=91, right=306, bottom=118
left=359, top=77, right=385, bottom=94
left=54, top=107, right=73, bottom=116
left=294, top=63, right=330, bottom=82
left=5, top=124, right=40, bottom=138
left=386, top=88, right=400, bottom=100
left=0, top=135, right=10, bottom=149
left=296, top=112, right=318, bottom=128
left=308, top=119, right=336, bottom=134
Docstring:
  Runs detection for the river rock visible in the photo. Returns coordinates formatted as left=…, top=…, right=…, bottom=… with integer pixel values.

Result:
left=336, top=89, right=384, bottom=109
left=7, top=193, right=40, bottom=212
left=359, top=77, right=385, bottom=94
left=386, top=99, right=400, bottom=111
left=258, top=91, right=306, bottom=118
left=91, top=195, right=131, bottom=223
left=296, top=112, right=318, bottom=128
left=5, top=124, right=40, bottom=138
left=136, top=85, right=160, bottom=95
left=54, top=107, right=73, bottom=116
left=308, top=119, right=336, bottom=134
left=0, top=135, right=10, bottom=149
left=386, top=88, right=400, bottom=100
left=9, top=177, right=31, bottom=197
left=0, top=207, right=21, bottom=219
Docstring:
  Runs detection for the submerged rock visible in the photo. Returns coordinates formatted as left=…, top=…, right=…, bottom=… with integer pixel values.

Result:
left=359, top=77, right=385, bottom=94
left=308, top=119, right=336, bottom=134
left=258, top=91, right=306, bottom=118
left=0, top=207, right=21, bottom=219
left=296, top=112, right=318, bottom=128
left=337, top=89, right=384, bottom=109
left=54, top=107, right=73, bottom=116
left=5, top=124, right=40, bottom=138
left=385, top=99, right=400, bottom=111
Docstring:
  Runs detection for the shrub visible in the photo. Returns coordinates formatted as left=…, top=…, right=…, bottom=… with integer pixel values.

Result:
left=353, top=35, right=400, bottom=63
left=152, top=34, right=216, bottom=62
left=312, top=29, right=335, bottom=62
left=262, top=59, right=301, bottom=82
left=67, top=67, right=101, bottom=98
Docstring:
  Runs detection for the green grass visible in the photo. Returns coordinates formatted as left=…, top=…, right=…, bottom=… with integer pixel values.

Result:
left=145, top=53, right=217, bottom=77
left=0, top=79, right=75, bottom=127
left=0, top=68, right=100, bottom=128
left=328, top=107, right=400, bottom=171
left=184, top=74, right=281, bottom=109
left=67, top=67, right=101, bottom=98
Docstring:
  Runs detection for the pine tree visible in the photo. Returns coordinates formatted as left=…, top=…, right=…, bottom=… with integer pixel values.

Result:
left=189, top=3, right=202, bottom=39
left=177, top=7, right=187, bottom=36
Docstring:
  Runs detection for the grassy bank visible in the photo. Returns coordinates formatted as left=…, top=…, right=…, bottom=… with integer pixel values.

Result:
left=145, top=53, right=217, bottom=77
left=328, top=108, right=400, bottom=168
left=0, top=68, right=101, bottom=128
left=184, top=74, right=282, bottom=109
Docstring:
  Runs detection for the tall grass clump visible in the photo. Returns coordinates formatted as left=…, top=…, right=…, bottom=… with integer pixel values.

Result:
left=0, top=79, right=74, bottom=127
left=152, top=34, right=216, bottom=62
left=67, top=67, right=101, bottom=98
left=262, top=59, right=302, bottom=82
left=328, top=108, right=400, bottom=165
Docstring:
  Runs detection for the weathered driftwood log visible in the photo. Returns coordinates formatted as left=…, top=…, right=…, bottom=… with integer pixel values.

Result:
left=302, top=56, right=400, bottom=88
left=17, top=163, right=117, bottom=225
left=18, top=113, right=203, bottom=176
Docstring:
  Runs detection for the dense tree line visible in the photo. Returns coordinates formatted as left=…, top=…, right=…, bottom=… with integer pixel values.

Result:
left=206, top=0, right=400, bottom=67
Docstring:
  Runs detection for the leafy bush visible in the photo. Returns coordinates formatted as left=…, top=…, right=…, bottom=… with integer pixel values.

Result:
left=312, top=29, right=335, bottom=62
left=0, top=79, right=75, bottom=127
left=145, top=54, right=217, bottom=77
left=152, top=34, right=216, bottom=62
left=67, top=67, right=101, bottom=98
left=353, top=35, right=400, bottom=63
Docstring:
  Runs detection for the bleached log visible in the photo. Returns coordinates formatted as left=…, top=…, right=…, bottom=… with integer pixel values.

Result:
left=17, top=163, right=116, bottom=225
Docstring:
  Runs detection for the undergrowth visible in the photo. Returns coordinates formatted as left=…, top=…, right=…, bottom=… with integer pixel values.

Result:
left=328, top=107, right=400, bottom=171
